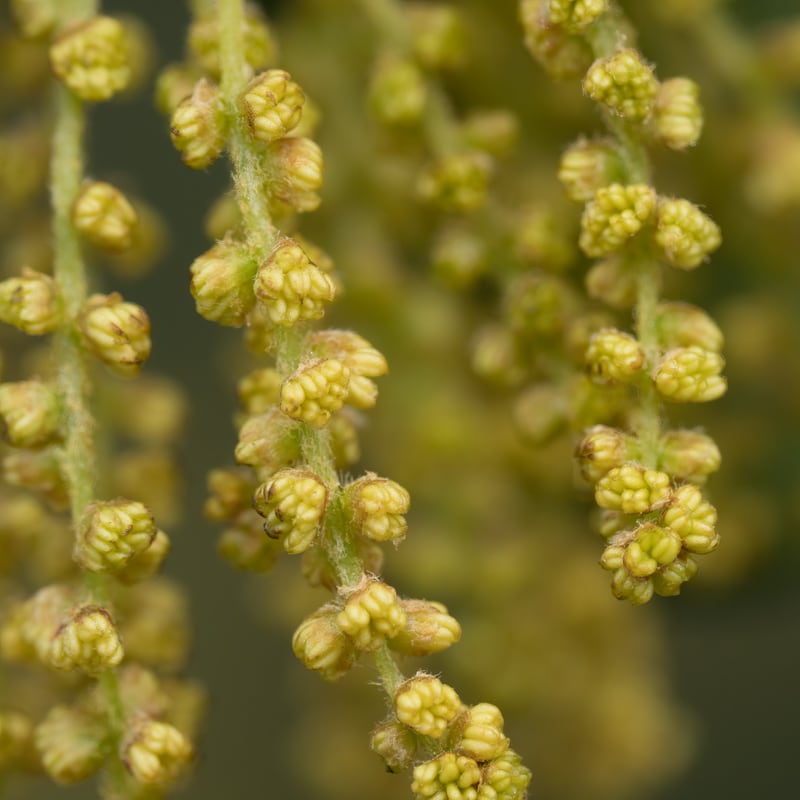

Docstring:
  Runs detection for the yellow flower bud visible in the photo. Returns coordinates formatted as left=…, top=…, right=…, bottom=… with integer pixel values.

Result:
left=280, top=358, right=350, bottom=429
left=389, top=599, right=461, bottom=656
left=78, top=292, right=151, bottom=378
left=370, top=719, right=418, bottom=773
left=576, top=425, right=631, bottom=483
left=345, top=473, right=410, bottom=542
left=478, top=747, right=532, bottom=800
left=253, top=468, right=328, bottom=554
left=234, top=407, right=300, bottom=469
left=654, top=77, right=703, bottom=150
left=651, top=553, right=698, bottom=596
left=35, top=705, right=107, bottom=784
left=50, top=16, right=130, bottom=101
left=417, top=151, right=493, bottom=213
left=609, top=566, right=654, bottom=605
left=217, top=510, right=281, bottom=573
left=71, top=181, right=138, bottom=252
left=654, top=197, right=721, bottom=269
left=583, top=48, right=659, bottom=121
left=369, top=56, right=427, bottom=126
left=190, top=240, right=257, bottom=326
left=659, top=430, right=721, bottom=483
left=411, top=752, right=481, bottom=800
left=48, top=604, right=124, bottom=674
left=520, top=0, right=593, bottom=80
left=595, top=464, right=672, bottom=514
left=155, top=62, right=202, bottom=116
left=548, top=0, right=608, bottom=32
left=394, top=674, right=463, bottom=738
left=458, top=703, right=509, bottom=762
left=663, top=484, right=719, bottom=554
left=558, top=137, right=621, bottom=203
left=255, top=238, right=336, bottom=326
left=654, top=346, right=726, bottom=402
left=0, top=268, right=60, bottom=335
left=2, top=446, right=68, bottom=509
left=74, top=498, right=158, bottom=574
left=586, top=328, right=645, bottom=382
left=292, top=604, right=355, bottom=681
left=579, top=183, right=656, bottom=258
left=170, top=79, right=227, bottom=170
left=654, top=301, right=724, bottom=352
left=0, top=380, right=60, bottom=448
left=337, top=578, right=406, bottom=651
left=585, top=253, right=638, bottom=309
left=622, top=523, right=683, bottom=578
left=267, top=137, right=324, bottom=213
left=242, top=69, right=305, bottom=142
left=122, top=719, right=192, bottom=786
left=237, top=368, right=282, bottom=416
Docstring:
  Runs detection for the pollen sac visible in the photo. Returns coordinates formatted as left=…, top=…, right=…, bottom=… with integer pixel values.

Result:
left=280, top=358, right=350, bottom=429
left=579, top=183, right=657, bottom=258
left=654, top=346, right=726, bottom=402
left=394, top=674, right=463, bottom=738
left=595, top=463, right=673, bottom=514
left=337, top=578, right=407, bottom=651
left=242, top=69, right=305, bottom=142
left=253, top=468, right=328, bottom=554
left=254, top=238, right=336, bottom=326
left=50, top=16, right=131, bottom=102
left=583, top=48, right=659, bottom=121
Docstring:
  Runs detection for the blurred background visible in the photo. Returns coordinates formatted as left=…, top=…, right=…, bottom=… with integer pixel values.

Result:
left=1, top=0, right=799, bottom=798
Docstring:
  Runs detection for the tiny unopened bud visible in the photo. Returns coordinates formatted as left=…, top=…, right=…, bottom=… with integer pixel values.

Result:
left=390, top=599, right=461, bottom=656
left=654, top=346, right=726, bottom=402
left=654, top=302, right=724, bottom=352
left=72, top=181, right=137, bottom=252
left=417, top=151, right=493, bottom=213
left=170, top=79, right=226, bottom=170
left=115, top=528, right=170, bottom=584
left=74, top=498, right=158, bottom=574
left=48, top=604, right=123, bottom=674
left=651, top=553, right=698, bottom=597
left=659, top=430, right=721, bottom=483
left=345, top=473, right=410, bottom=542
left=457, top=702, right=509, bottom=762
left=585, top=253, right=638, bottom=309
left=35, top=705, right=107, bottom=784
left=267, top=137, right=324, bottom=213
left=370, top=720, right=417, bottom=773
left=369, top=57, right=426, bottom=126
left=583, top=48, right=659, bottom=121
left=234, top=407, right=300, bottom=469
left=394, top=674, right=462, bottom=738
left=595, top=464, right=672, bottom=514
left=520, top=0, right=593, bottom=80
left=579, top=183, right=656, bottom=258
left=79, top=293, right=151, bottom=377
left=654, top=197, right=721, bottom=270
left=280, top=358, right=350, bottom=428
left=548, top=0, right=608, bottom=31
left=122, top=719, right=192, bottom=786
left=190, top=240, right=257, bottom=326
left=622, top=523, right=683, bottom=578
left=218, top=510, right=281, bottom=573
left=337, top=578, right=406, bottom=651
left=576, top=425, right=631, bottom=483
left=558, top=137, right=621, bottom=203
left=663, top=484, right=719, bottom=554
left=253, top=468, right=328, bottom=554
left=586, top=328, right=645, bottom=382
left=242, top=69, right=304, bottom=142
left=0, top=268, right=60, bottom=335
left=411, top=752, right=481, bottom=800
left=238, top=368, right=282, bottom=416
left=293, top=604, right=355, bottom=681
left=255, top=238, right=335, bottom=326
left=609, top=566, right=654, bottom=605
left=480, top=748, right=532, bottom=800
left=50, top=16, right=130, bottom=101
left=654, top=77, right=703, bottom=150
left=0, top=380, right=60, bottom=448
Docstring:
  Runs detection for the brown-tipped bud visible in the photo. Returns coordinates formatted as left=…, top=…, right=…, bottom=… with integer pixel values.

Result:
left=114, top=528, right=170, bottom=584
left=345, top=473, right=410, bottom=542
left=243, top=69, right=305, bottom=142
left=253, top=468, right=328, bottom=554
left=170, top=79, right=226, bottom=170
left=48, top=604, right=124, bottom=674
left=267, top=137, right=324, bottom=213
left=78, top=292, right=151, bottom=377
left=558, top=137, right=621, bottom=202
left=0, top=380, right=60, bottom=448
left=659, top=430, right=721, bottom=483
left=35, top=706, right=108, bottom=784
left=389, top=599, right=461, bottom=656
left=0, top=268, right=60, bottom=335
left=394, top=673, right=462, bottom=738
left=337, top=577, right=407, bottom=651
left=72, top=181, right=138, bottom=252
left=654, top=302, right=723, bottom=353
left=50, top=16, right=130, bottom=101
left=292, top=604, right=356, bottom=681
left=190, top=240, right=257, bottom=327
left=280, top=358, right=350, bottom=429
left=417, top=151, right=493, bottom=213
left=371, top=720, right=417, bottom=773
left=576, top=425, right=631, bottom=483
left=121, top=719, right=192, bottom=786
left=254, top=238, right=336, bottom=326
left=74, top=498, right=158, bottom=574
